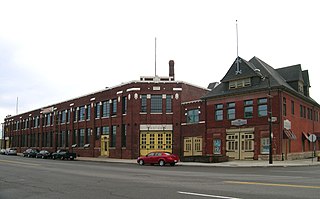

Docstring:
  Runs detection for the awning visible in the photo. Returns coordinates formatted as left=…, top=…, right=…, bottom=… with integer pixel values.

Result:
left=302, top=132, right=309, bottom=141
left=283, top=129, right=297, bottom=140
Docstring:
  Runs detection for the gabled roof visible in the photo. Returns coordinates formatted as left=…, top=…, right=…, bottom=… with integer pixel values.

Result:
left=276, top=64, right=304, bottom=83
left=220, top=56, right=257, bottom=82
left=302, top=70, right=310, bottom=87
left=202, top=56, right=319, bottom=107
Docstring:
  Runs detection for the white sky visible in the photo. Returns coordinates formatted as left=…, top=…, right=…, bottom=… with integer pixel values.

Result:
left=1, top=0, right=320, bottom=136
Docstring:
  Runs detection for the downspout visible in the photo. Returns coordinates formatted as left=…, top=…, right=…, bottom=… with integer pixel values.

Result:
left=204, top=99, right=207, bottom=156
left=278, top=89, right=284, bottom=160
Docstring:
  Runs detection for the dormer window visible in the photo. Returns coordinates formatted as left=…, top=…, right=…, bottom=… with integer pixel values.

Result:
left=298, top=81, right=304, bottom=93
left=229, top=78, right=251, bottom=89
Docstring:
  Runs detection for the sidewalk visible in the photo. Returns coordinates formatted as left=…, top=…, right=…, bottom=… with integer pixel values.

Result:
left=76, top=156, right=320, bottom=167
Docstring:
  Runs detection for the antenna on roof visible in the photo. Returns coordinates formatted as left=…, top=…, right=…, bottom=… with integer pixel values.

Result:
left=155, top=37, right=157, bottom=77
left=235, top=20, right=242, bottom=75
left=16, top=97, right=18, bottom=114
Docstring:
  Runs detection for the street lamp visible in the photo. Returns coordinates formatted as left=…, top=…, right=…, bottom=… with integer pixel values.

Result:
left=254, top=69, right=273, bottom=164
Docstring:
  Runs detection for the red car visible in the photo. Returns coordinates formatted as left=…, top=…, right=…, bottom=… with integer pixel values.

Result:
left=137, top=151, right=179, bottom=166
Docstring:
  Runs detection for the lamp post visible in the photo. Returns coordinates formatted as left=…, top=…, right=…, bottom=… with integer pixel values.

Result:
left=254, top=69, right=273, bottom=164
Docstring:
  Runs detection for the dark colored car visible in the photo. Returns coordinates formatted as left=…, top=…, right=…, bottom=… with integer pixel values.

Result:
left=137, top=151, right=179, bottom=166
left=36, top=150, right=52, bottom=159
left=52, top=149, right=76, bottom=160
left=23, top=149, right=39, bottom=158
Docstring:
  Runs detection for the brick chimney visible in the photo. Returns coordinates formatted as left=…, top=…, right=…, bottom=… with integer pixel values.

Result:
left=169, top=60, right=175, bottom=80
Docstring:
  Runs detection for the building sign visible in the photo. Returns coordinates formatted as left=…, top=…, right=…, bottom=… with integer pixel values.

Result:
left=284, top=119, right=291, bottom=129
left=231, top=119, right=247, bottom=126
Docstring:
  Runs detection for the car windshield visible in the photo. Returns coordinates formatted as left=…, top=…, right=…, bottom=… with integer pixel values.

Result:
left=164, top=152, right=171, bottom=156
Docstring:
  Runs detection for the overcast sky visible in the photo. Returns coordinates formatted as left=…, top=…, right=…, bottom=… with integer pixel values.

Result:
left=1, top=0, right=320, bottom=136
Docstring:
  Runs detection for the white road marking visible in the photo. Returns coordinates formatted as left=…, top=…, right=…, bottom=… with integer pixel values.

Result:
left=177, top=191, right=242, bottom=199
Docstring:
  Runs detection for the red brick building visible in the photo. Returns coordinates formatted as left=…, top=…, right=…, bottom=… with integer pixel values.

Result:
left=3, top=61, right=209, bottom=159
left=3, top=57, right=320, bottom=161
left=203, top=56, right=320, bottom=160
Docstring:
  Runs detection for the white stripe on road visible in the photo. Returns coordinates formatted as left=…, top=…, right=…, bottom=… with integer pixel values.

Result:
left=177, top=191, right=241, bottom=199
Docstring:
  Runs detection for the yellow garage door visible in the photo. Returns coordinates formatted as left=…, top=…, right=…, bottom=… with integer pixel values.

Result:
left=140, top=132, right=172, bottom=156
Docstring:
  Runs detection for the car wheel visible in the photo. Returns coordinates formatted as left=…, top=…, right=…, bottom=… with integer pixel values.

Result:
left=52, top=156, right=56, bottom=160
left=28, top=154, right=30, bottom=158
left=42, top=156, right=45, bottom=159
left=170, top=163, right=175, bottom=166
left=138, top=159, right=144, bottom=166
left=159, top=160, right=165, bottom=166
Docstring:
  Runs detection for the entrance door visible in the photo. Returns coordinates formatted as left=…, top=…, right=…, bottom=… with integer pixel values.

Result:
left=183, top=137, right=203, bottom=156
left=140, top=132, right=172, bottom=156
left=226, top=132, right=254, bottom=160
left=100, top=135, right=109, bottom=156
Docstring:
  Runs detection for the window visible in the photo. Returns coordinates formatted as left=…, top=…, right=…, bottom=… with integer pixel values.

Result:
left=261, top=137, right=270, bottom=154
left=61, top=111, right=66, bottom=123
left=79, top=106, right=85, bottom=121
left=258, top=98, right=267, bottom=117
left=102, top=101, right=110, bottom=117
left=86, top=104, right=91, bottom=120
left=46, top=114, right=51, bottom=126
left=95, top=102, right=101, bottom=118
left=215, top=104, right=223, bottom=121
left=122, top=124, right=126, bottom=147
left=74, top=108, right=78, bottom=121
left=122, top=96, right=127, bottom=114
left=95, top=127, right=100, bottom=140
left=141, top=95, right=147, bottom=113
left=187, top=109, right=199, bottom=124
left=86, top=128, right=91, bottom=144
left=283, top=97, right=286, bottom=116
left=112, top=99, right=117, bottom=115
left=227, top=102, right=235, bottom=120
left=79, top=129, right=85, bottom=147
left=229, top=78, right=251, bottom=89
left=66, top=130, right=69, bottom=147
left=151, top=95, right=162, bottom=113
left=213, top=139, right=221, bottom=155
left=61, top=131, right=66, bottom=147
left=315, top=111, right=319, bottom=122
left=244, top=100, right=253, bottom=118
left=73, top=130, right=78, bottom=145
left=102, top=126, right=109, bottom=135
left=67, top=109, right=70, bottom=123
left=166, top=95, right=172, bottom=113
left=290, top=100, right=294, bottom=115
left=111, top=125, right=117, bottom=147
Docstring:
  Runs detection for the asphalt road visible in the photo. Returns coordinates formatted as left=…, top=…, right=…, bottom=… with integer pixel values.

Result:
left=1, top=155, right=320, bottom=199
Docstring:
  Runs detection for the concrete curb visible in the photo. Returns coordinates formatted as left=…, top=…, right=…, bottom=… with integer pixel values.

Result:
left=76, top=157, right=320, bottom=168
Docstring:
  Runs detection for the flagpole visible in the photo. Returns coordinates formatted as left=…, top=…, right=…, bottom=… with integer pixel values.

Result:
left=155, top=37, right=157, bottom=77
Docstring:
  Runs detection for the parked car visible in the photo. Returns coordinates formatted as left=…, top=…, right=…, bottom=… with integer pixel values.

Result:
left=137, top=151, right=179, bottom=166
left=5, top=148, right=17, bottom=155
left=52, top=149, right=76, bottom=160
left=36, top=150, right=52, bottom=159
left=23, top=149, right=39, bottom=158
left=0, top=149, right=6, bottom=155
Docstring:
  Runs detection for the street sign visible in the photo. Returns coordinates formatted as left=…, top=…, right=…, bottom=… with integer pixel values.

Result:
left=231, top=119, right=247, bottom=126
left=308, top=134, right=317, bottom=142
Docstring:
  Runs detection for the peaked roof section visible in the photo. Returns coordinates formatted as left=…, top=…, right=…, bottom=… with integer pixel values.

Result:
left=202, top=56, right=319, bottom=106
left=276, top=64, right=304, bottom=83
left=302, top=70, right=310, bottom=87
left=220, top=56, right=257, bottom=82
